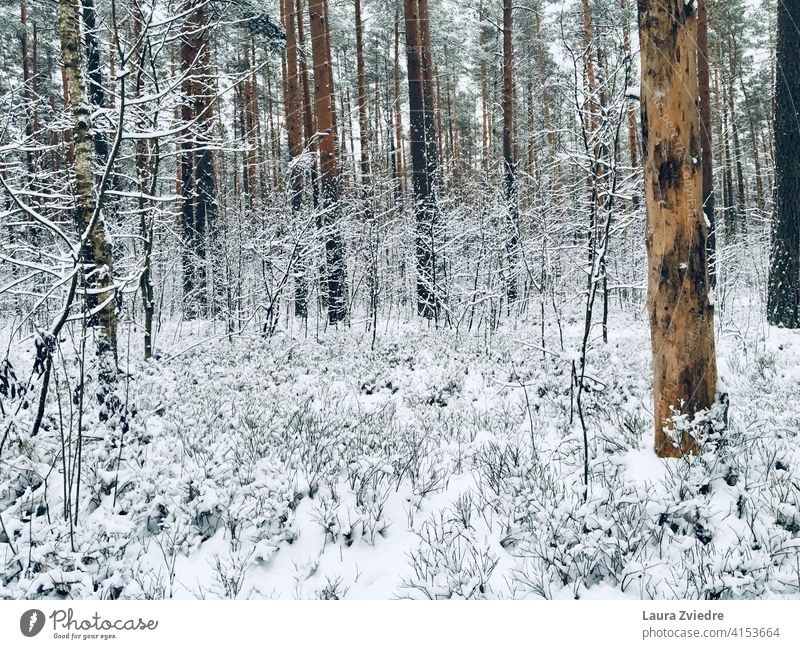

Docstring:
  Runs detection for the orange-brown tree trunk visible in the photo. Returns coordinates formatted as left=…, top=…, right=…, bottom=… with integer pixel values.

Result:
left=309, top=0, right=348, bottom=324
left=637, top=0, right=718, bottom=457
left=295, top=0, right=320, bottom=208
left=282, top=0, right=307, bottom=317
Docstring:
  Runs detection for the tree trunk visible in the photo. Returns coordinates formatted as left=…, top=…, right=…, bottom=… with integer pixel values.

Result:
left=21, top=1, right=36, bottom=176
left=57, top=0, right=117, bottom=370
left=768, top=0, right=800, bottom=328
left=404, top=0, right=438, bottom=319
left=282, top=0, right=307, bottom=317
left=581, top=0, right=597, bottom=135
left=479, top=4, right=489, bottom=177
left=180, top=0, right=216, bottom=318
left=80, top=0, right=109, bottom=164
left=502, top=0, right=518, bottom=305
left=726, top=50, right=747, bottom=233
left=637, top=0, right=718, bottom=458
left=720, top=74, right=736, bottom=242
left=354, top=0, right=371, bottom=184
left=132, top=5, right=155, bottom=360
left=295, top=0, right=320, bottom=209
left=393, top=10, right=406, bottom=197
left=697, top=0, right=715, bottom=285
left=739, top=78, right=766, bottom=213
left=309, top=0, right=348, bottom=324
left=620, top=0, right=639, bottom=171
left=534, top=8, right=553, bottom=154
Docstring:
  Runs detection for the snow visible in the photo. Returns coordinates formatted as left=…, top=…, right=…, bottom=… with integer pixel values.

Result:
left=2, top=302, right=800, bottom=600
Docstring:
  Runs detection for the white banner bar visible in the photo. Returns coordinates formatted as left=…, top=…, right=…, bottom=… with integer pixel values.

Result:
left=1, top=600, right=799, bottom=648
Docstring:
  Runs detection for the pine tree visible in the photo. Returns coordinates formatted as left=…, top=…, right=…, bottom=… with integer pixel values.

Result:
left=767, top=0, right=800, bottom=328
left=637, top=0, right=718, bottom=457
left=179, top=0, right=216, bottom=318
left=309, top=0, right=348, bottom=324
left=404, top=0, right=439, bottom=320
left=502, top=0, right=518, bottom=305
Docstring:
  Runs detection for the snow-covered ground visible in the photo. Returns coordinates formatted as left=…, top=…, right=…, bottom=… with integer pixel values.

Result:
left=2, top=303, right=800, bottom=599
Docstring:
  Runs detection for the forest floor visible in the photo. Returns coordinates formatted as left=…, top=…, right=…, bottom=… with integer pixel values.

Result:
left=2, top=296, right=800, bottom=599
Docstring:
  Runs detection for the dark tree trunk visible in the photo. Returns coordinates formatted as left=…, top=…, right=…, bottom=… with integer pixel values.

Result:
left=768, top=0, right=800, bottom=328
left=697, top=0, right=716, bottom=286
left=404, top=0, right=439, bottom=320
left=180, top=0, right=216, bottom=318
left=81, top=0, right=109, bottom=164
left=502, top=0, right=518, bottom=305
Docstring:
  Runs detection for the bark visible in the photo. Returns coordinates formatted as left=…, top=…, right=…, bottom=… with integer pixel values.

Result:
left=479, top=4, right=489, bottom=176
left=637, top=0, right=718, bottom=457
left=581, top=0, right=597, bottom=135
left=21, top=2, right=35, bottom=175
left=282, top=0, right=303, bottom=187
left=620, top=0, right=639, bottom=170
left=404, top=0, right=438, bottom=319
left=724, top=47, right=747, bottom=233
left=697, top=0, right=715, bottom=285
left=720, top=73, right=737, bottom=241
left=418, top=0, right=438, bottom=192
left=242, top=30, right=259, bottom=207
left=445, top=70, right=458, bottom=188
left=295, top=0, right=320, bottom=208
left=80, top=0, right=109, bottom=164
left=57, top=0, right=117, bottom=367
left=354, top=0, right=371, bottom=183
left=180, top=0, right=216, bottom=318
left=393, top=10, right=406, bottom=197
left=133, top=6, right=154, bottom=360
left=767, top=0, right=800, bottom=328
left=309, top=0, right=348, bottom=324
left=502, top=0, right=518, bottom=305
left=739, top=78, right=766, bottom=212
left=534, top=7, right=553, bottom=153
left=283, top=0, right=307, bottom=317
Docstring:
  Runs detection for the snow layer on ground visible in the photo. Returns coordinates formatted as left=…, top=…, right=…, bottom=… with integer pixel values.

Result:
left=1, top=308, right=800, bottom=600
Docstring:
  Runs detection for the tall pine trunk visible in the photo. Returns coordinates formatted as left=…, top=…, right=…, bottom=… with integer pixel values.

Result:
left=393, top=10, right=406, bottom=198
left=354, top=0, right=371, bottom=185
left=404, top=0, right=439, bottom=320
left=697, top=0, right=716, bottom=285
left=502, top=0, right=518, bottom=306
left=309, top=0, right=348, bottom=324
left=282, top=0, right=307, bottom=317
left=767, top=0, right=800, bottom=328
left=80, top=0, right=109, bottom=164
left=637, top=0, right=718, bottom=457
left=180, top=1, right=216, bottom=318
left=296, top=0, right=320, bottom=209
